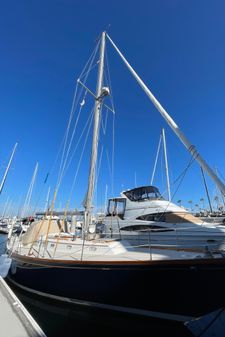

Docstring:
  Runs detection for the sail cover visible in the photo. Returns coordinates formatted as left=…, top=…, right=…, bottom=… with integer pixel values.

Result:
left=22, top=219, right=66, bottom=245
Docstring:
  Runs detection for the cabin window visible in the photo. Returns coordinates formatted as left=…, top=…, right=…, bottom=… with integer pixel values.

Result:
left=122, top=224, right=173, bottom=232
left=137, top=213, right=166, bottom=222
left=89, top=246, right=97, bottom=252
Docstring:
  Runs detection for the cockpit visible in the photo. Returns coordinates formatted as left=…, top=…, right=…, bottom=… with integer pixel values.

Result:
left=123, top=186, right=163, bottom=202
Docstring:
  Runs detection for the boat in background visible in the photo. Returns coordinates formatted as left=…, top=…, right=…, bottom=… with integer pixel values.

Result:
left=103, top=185, right=225, bottom=249
left=0, top=217, right=21, bottom=235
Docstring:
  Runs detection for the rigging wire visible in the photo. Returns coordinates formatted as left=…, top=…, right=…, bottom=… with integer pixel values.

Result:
left=105, top=48, right=115, bottom=113
left=64, top=109, right=95, bottom=207
left=94, top=145, right=104, bottom=209
left=111, top=112, right=115, bottom=197
left=89, top=47, right=116, bottom=209
left=150, top=133, right=162, bottom=185
left=56, top=89, right=88, bottom=189
left=96, top=145, right=104, bottom=187
left=132, top=154, right=197, bottom=224
left=101, top=108, right=109, bottom=135
left=40, top=36, right=115, bottom=232
left=217, top=168, right=225, bottom=183
left=79, top=38, right=101, bottom=80
left=64, top=105, right=95, bottom=174
left=51, top=110, right=95, bottom=254
left=106, top=149, right=112, bottom=182
left=58, top=47, right=100, bottom=185
left=57, top=82, right=79, bottom=188
left=105, top=48, right=115, bottom=197
left=28, top=40, right=101, bottom=249
left=153, top=155, right=197, bottom=221
left=56, top=39, right=101, bottom=193
left=56, top=41, right=115, bottom=215
left=160, top=141, right=165, bottom=196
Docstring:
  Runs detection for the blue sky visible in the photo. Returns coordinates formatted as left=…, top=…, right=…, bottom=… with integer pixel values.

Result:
left=0, top=0, right=225, bottom=215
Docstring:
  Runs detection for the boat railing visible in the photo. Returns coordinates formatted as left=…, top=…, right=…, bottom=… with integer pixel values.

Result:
left=8, top=228, right=225, bottom=260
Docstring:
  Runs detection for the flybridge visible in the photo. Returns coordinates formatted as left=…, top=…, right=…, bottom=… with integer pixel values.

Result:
left=123, top=186, right=163, bottom=202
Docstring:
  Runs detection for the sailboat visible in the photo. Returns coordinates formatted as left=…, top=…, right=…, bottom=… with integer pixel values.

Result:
left=7, top=32, right=225, bottom=319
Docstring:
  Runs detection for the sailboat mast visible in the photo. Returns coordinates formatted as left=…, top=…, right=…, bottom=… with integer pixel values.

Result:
left=200, top=166, right=213, bottom=213
left=21, top=162, right=39, bottom=217
left=162, top=128, right=171, bottom=201
left=107, top=34, right=225, bottom=196
left=1, top=196, right=9, bottom=218
left=150, top=133, right=162, bottom=185
left=0, top=142, right=18, bottom=194
left=45, top=186, right=51, bottom=212
left=84, top=32, right=107, bottom=229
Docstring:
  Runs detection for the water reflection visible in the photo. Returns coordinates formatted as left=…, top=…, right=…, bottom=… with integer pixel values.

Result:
left=0, top=234, right=7, bottom=255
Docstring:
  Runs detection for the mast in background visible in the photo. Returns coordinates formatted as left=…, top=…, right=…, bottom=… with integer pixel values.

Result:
left=150, top=129, right=171, bottom=201
left=45, top=186, right=51, bottom=212
left=200, top=167, right=213, bottom=213
left=150, top=133, right=162, bottom=185
left=0, top=143, right=18, bottom=195
left=162, top=128, right=171, bottom=201
left=21, top=162, right=39, bottom=218
left=1, top=196, right=9, bottom=218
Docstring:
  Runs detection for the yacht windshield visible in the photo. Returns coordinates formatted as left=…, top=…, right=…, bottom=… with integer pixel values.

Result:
left=107, top=198, right=126, bottom=219
left=124, top=186, right=163, bottom=202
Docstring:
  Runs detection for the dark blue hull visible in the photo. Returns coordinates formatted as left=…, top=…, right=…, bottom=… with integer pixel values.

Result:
left=8, top=253, right=225, bottom=318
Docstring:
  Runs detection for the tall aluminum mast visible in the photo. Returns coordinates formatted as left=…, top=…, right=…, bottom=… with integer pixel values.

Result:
left=107, top=34, right=225, bottom=195
left=84, top=32, right=109, bottom=232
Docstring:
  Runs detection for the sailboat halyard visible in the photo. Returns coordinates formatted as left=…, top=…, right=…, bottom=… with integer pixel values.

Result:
left=7, top=32, right=225, bottom=318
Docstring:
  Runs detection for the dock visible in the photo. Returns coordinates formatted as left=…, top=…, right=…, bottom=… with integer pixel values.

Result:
left=186, top=307, right=225, bottom=337
left=0, top=276, right=46, bottom=337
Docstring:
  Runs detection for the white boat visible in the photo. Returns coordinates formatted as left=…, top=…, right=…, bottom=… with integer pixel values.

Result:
left=7, top=31, right=225, bottom=318
left=103, top=185, right=225, bottom=249
left=0, top=217, right=20, bottom=235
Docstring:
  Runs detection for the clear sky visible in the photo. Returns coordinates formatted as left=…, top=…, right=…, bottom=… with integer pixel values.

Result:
left=1, top=0, right=225, bottom=215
